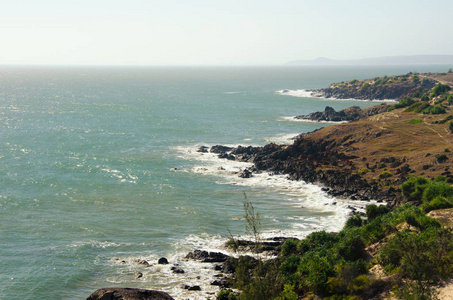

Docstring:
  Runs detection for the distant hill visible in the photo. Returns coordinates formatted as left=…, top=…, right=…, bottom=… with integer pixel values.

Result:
left=287, top=55, right=453, bottom=66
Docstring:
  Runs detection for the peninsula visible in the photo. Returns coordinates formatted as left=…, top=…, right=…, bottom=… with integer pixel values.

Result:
left=195, top=71, right=453, bottom=300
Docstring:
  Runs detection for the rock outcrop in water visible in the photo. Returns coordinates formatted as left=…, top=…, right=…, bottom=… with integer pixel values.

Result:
left=295, top=105, right=388, bottom=122
left=86, top=288, right=174, bottom=300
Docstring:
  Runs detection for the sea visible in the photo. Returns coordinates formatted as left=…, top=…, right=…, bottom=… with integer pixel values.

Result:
left=0, top=65, right=449, bottom=300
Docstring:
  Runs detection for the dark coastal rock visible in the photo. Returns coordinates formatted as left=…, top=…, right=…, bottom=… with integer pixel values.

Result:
left=86, top=288, right=174, bottom=300
left=182, top=285, right=202, bottom=291
left=239, top=168, right=253, bottom=178
left=171, top=267, right=185, bottom=274
left=211, top=133, right=401, bottom=204
left=296, top=105, right=387, bottom=122
left=197, top=146, right=209, bottom=153
left=185, top=250, right=229, bottom=263
left=133, top=259, right=150, bottom=267
left=158, top=257, right=169, bottom=265
left=210, top=145, right=233, bottom=154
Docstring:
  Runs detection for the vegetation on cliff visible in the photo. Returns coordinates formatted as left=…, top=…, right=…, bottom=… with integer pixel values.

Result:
left=310, top=73, right=437, bottom=100
left=218, top=178, right=453, bottom=300
left=215, top=72, right=453, bottom=300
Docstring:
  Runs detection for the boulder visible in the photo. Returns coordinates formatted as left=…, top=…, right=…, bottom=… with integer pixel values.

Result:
left=185, top=250, right=229, bottom=263
left=210, top=145, right=233, bottom=154
left=86, top=288, right=174, bottom=300
left=158, top=257, right=169, bottom=265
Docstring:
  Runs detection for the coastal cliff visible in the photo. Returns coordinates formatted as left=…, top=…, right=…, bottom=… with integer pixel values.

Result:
left=202, top=72, right=453, bottom=300
left=205, top=73, right=453, bottom=206
left=305, top=73, right=437, bottom=100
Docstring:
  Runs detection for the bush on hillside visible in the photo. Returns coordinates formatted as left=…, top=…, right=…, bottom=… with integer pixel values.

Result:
left=422, top=105, right=446, bottom=115
left=431, top=84, right=451, bottom=98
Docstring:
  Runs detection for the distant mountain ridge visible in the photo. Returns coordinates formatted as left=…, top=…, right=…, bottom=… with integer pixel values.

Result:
left=287, top=55, right=453, bottom=66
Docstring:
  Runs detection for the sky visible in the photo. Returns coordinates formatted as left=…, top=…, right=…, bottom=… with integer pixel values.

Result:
left=1, top=0, right=452, bottom=65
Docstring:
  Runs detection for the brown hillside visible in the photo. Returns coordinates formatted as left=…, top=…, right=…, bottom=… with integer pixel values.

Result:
left=306, top=106, right=453, bottom=185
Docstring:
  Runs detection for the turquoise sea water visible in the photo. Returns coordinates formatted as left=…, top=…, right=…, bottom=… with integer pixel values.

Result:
left=0, top=65, right=450, bottom=299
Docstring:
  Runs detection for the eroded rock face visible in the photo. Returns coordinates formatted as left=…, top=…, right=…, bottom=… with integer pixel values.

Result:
left=86, top=287, right=174, bottom=300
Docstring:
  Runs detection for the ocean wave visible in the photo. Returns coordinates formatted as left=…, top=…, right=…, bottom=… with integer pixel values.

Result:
left=276, top=89, right=397, bottom=102
left=264, top=132, right=300, bottom=144
left=279, top=116, right=347, bottom=124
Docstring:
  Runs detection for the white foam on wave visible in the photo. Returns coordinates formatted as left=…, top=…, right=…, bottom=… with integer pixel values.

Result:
left=171, top=144, right=376, bottom=237
left=279, top=116, right=347, bottom=124
left=264, top=132, right=300, bottom=145
left=113, top=144, right=383, bottom=299
left=276, top=89, right=315, bottom=98
left=276, top=89, right=397, bottom=102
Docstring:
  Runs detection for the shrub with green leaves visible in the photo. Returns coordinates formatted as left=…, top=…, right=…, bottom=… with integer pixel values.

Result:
left=448, top=95, right=453, bottom=105
left=379, top=171, right=392, bottom=179
left=366, top=204, right=390, bottom=220
left=345, top=214, right=363, bottom=228
left=378, top=226, right=453, bottom=298
left=358, top=168, right=370, bottom=175
left=405, top=101, right=430, bottom=113
left=401, top=177, right=431, bottom=202
left=422, top=105, right=446, bottom=115
left=431, top=84, right=451, bottom=98
left=436, top=154, right=449, bottom=162
left=421, top=196, right=453, bottom=213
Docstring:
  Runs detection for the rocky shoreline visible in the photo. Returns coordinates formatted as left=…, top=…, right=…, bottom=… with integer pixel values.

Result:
left=198, top=140, right=400, bottom=205
left=295, top=105, right=388, bottom=122
left=303, top=73, right=437, bottom=100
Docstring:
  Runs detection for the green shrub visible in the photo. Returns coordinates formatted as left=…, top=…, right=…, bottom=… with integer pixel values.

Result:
left=217, top=289, right=239, bottom=300
left=421, top=78, right=430, bottom=85
left=450, top=121, right=453, bottom=133
left=345, top=214, right=363, bottom=229
left=361, top=82, right=370, bottom=89
left=405, top=101, right=430, bottom=113
left=358, top=168, right=370, bottom=175
left=280, top=255, right=301, bottom=280
left=366, top=204, right=390, bottom=220
left=379, top=171, right=392, bottom=179
left=298, top=252, right=336, bottom=293
left=281, top=239, right=299, bottom=257
left=422, top=105, right=446, bottom=115
left=422, top=181, right=453, bottom=201
left=275, top=284, right=298, bottom=300
left=411, top=75, right=420, bottom=83
left=336, top=236, right=366, bottom=261
left=436, top=154, right=449, bottom=162
left=448, top=95, right=453, bottom=105
left=421, top=94, right=430, bottom=101
left=435, top=175, right=447, bottom=182
left=297, top=231, right=339, bottom=254
left=421, top=196, right=453, bottom=213
left=350, top=79, right=358, bottom=84
left=431, top=84, right=451, bottom=98
left=409, top=119, right=422, bottom=124
left=348, top=274, right=371, bottom=293
left=401, top=177, right=431, bottom=202
left=378, top=227, right=453, bottom=286
left=435, top=115, right=453, bottom=124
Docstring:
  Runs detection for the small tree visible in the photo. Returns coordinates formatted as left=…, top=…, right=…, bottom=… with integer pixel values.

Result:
left=243, top=192, right=261, bottom=252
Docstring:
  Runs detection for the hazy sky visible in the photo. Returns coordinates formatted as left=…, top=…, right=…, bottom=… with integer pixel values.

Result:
left=1, top=0, right=452, bottom=65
